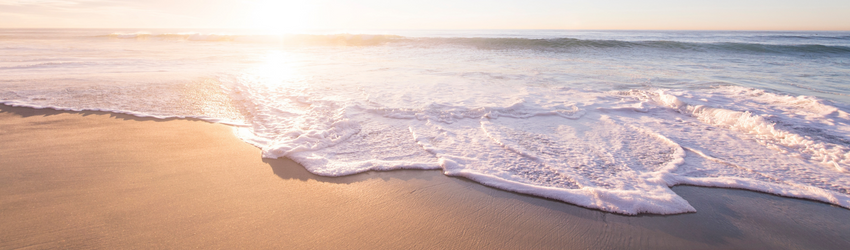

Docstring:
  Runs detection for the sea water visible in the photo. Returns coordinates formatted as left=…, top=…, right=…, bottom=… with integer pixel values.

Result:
left=2, top=29, right=849, bottom=214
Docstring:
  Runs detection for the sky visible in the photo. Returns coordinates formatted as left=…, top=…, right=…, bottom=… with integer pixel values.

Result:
left=1, top=0, right=849, bottom=31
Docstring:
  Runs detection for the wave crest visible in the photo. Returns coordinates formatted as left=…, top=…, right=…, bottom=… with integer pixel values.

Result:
left=92, top=32, right=850, bottom=54
left=98, top=32, right=403, bottom=45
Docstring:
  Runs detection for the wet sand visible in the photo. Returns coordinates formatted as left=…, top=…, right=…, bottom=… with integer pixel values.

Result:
left=1, top=104, right=849, bottom=249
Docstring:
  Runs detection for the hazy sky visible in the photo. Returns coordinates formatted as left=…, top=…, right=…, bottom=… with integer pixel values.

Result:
left=1, top=0, right=848, bottom=30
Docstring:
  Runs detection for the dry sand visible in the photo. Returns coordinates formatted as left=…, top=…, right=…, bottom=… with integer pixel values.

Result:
left=2, top=104, right=850, bottom=249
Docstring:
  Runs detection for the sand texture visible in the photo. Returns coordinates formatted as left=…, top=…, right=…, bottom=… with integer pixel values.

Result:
left=2, top=104, right=850, bottom=249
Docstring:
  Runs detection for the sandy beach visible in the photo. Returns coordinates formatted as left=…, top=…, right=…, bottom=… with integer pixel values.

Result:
left=1, top=104, right=849, bottom=249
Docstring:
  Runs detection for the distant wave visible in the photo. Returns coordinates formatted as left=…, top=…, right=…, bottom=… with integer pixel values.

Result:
left=91, top=32, right=850, bottom=54
left=101, top=32, right=240, bottom=41
left=420, top=37, right=850, bottom=54
left=98, top=32, right=404, bottom=45
left=756, top=34, right=850, bottom=40
left=0, top=61, right=96, bottom=70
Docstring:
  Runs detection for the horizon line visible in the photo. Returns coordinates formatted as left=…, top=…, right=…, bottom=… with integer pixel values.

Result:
left=2, top=27, right=849, bottom=32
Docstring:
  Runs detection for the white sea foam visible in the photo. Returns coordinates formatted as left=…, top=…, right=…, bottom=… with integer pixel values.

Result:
left=643, top=88, right=850, bottom=171
left=223, top=66, right=850, bottom=214
left=2, top=29, right=850, bottom=214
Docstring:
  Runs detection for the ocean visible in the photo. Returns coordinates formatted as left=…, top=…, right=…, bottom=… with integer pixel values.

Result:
left=2, top=29, right=849, bottom=214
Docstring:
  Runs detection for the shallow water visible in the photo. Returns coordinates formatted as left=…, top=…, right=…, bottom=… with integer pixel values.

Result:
left=2, top=29, right=849, bottom=214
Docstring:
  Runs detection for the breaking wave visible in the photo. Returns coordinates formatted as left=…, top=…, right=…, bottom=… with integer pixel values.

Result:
left=93, top=32, right=850, bottom=54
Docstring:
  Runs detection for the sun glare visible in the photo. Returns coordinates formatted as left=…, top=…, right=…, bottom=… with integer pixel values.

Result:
left=249, top=0, right=313, bottom=34
left=252, top=50, right=300, bottom=87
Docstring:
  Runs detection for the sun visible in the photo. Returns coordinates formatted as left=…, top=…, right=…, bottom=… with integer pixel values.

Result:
left=249, top=0, right=313, bottom=34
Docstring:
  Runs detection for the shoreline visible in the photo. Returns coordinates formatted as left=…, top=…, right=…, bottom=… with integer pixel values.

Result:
left=2, top=104, right=849, bottom=249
